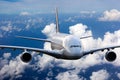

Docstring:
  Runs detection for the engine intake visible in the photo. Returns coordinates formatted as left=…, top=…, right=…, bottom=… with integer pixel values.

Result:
left=21, top=52, right=32, bottom=63
left=105, top=51, right=116, bottom=62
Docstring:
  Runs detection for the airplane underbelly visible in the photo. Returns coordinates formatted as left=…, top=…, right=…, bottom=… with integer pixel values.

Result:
left=59, top=49, right=82, bottom=59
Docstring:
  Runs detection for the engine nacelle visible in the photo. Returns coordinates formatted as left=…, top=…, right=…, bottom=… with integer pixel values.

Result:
left=105, top=51, right=117, bottom=62
left=20, top=52, right=32, bottom=63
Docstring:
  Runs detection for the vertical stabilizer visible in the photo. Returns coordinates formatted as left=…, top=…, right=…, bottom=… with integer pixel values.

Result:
left=55, top=8, right=59, bottom=33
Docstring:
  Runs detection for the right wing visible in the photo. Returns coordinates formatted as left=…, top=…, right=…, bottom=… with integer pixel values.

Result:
left=83, top=45, right=120, bottom=56
left=16, top=36, right=51, bottom=42
left=0, top=45, right=62, bottom=58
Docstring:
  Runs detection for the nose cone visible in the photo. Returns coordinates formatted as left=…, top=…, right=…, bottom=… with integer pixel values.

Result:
left=63, top=35, right=81, bottom=56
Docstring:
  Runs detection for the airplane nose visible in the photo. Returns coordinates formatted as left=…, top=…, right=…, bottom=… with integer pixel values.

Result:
left=63, top=35, right=81, bottom=55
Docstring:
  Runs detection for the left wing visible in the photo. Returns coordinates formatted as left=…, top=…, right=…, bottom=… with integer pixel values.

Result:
left=16, top=36, right=51, bottom=42
left=83, top=45, right=120, bottom=56
left=0, top=45, right=62, bottom=58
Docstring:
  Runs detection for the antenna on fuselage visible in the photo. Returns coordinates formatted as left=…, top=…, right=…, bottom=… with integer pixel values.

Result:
left=55, top=8, right=59, bottom=33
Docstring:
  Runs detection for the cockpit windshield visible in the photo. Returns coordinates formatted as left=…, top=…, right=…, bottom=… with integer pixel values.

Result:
left=70, top=45, right=81, bottom=48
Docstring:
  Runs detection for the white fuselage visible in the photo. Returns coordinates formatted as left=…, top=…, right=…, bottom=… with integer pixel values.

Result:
left=49, top=33, right=83, bottom=59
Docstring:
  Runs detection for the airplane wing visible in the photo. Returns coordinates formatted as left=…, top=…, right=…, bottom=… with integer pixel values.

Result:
left=16, top=36, right=61, bottom=45
left=0, top=45, right=61, bottom=58
left=16, top=36, right=51, bottom=42
left=83, top=45, right=120, bottom=56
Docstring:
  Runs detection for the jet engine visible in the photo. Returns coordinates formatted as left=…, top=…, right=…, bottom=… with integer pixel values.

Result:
left=105, top=51, right=117, bottom=62
left=20, top=52, right=32, bottom=63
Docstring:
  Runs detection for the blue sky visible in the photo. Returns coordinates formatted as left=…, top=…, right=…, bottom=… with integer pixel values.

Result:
left=0, top=0, right=120, bottom=14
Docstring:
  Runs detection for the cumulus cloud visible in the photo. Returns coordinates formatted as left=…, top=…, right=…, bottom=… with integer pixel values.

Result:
left=42, top=23, right=56, bottom=36
left=90, top=69, right=109, bottom=80
left=69, top=23, right=92, bottom=38
left=0, top=53, right=11, bottom=69
left=56, top=71, right=82, bottom=80
left=36, top=55, right=54, bottom=70
left=99, top=9, right=120, bottom=21
left=0, top=53, right=29, bottom=80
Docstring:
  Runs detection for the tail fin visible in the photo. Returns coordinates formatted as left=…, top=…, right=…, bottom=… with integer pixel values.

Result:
left=55, top=8, right=59, bottom=33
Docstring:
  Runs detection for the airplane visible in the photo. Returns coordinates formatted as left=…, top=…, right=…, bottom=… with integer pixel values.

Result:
left=0, top=8, right=119, bottom=63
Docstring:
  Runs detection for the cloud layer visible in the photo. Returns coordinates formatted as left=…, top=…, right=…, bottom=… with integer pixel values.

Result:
left=0, top=23, right=120, bottom=79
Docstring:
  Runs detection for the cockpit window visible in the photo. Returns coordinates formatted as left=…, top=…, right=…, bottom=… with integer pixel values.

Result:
left=70, top=45, right=81, bottom=48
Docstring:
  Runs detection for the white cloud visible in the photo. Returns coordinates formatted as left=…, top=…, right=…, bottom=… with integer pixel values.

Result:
left=0, top=53, right=11, bottom=69
left=0, top=53, right=29, bottom=80
left=53, top=53, right=103, bottom=70
left=0, top=22, right=22, bottom=32
left=3, top=53, right=11, bottom=59
left=0, top=22, right=22, bottom=37
left=44, top=42, right=52, bottom=50
left=36, top=55, right=54, bottom=70
left=41, top=23, right=56, bottom=36
left=25, top=23, right=30, bottom=29
left=90, top=69, right=109, bottom=80
left=65, top=17, right=75, bottom=22
left=80, top=11, right=96, bottom=14
left=69, top=23, right=92, bottom=38
left=56, top=71, right=82, bottom=80
left=99, top=9, right=120, bottom=21
left=0, top=22, right=13, bottom=32
left=117, top=73, right=120, bottom=79
left=20, top=11, right=31, bottom=16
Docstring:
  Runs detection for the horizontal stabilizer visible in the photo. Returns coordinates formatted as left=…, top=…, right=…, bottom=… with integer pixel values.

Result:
left=16, top=36, right=51, bottom=42
left=80, top=36, right=92, bottom=39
